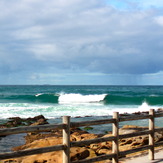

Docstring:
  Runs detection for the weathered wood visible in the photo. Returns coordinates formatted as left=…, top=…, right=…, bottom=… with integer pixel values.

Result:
left=154, top=127, right=163, bottom=132
left=0, top=144, right=65, bottom=160
left=119, top=130, right=151, bottom=139
left=119, top=114, right=150, bottom=122
left=0, top=123, right=66, bottom=136
left=71, top=136, right=116, bottom=147
left=155, top=141, right=163, bottom=147
left=70, top=118, right=115, bottom=128
left=63, top=116, right=70, bottom=163
left=0, top=110, right=162, bottom=162
left=119, top=145, right=152, bottom=156
left=72, top=153, right=116, bottom=163
left=155, top=112, right=163, bottom=118
left=112, top=112, right=119, bottom=163
left=149, top=109, right=155, bottom=160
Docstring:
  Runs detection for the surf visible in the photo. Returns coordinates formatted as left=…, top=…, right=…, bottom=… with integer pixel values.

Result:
left=58, top=93, right=107, bottom=104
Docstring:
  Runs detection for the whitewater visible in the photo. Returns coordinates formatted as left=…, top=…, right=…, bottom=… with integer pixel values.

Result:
left=1, top=85, right=163, bottom=153
left=0, top=85, right=162, bottom=120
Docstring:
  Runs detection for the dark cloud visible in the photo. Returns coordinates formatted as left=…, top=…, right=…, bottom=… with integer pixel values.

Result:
left=0, top=0, right=163, bottom=84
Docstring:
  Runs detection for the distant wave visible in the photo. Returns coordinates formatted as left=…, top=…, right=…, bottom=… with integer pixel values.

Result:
left=58, top=93, right=107, bottom=104
left=0, top=94, right=59, bottom=103
left=104, top=94, right=163, bottom=105
left=0, top=92, right=163, bottom=105
left=35, top=93, right=43, bottom=97
left=149, top=94, right=159, bottom=97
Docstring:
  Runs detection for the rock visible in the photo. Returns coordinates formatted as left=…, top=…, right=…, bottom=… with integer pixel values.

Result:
left=81, top=133, right=98, bottom=141
left=24, top=131, right=61, bottom=144
left=70, top=147, right=90, bottom=161
left=12, top=138, right=89, bottom=162
left=13, top=136, right=62, bottom=151
left=30, top=118, right=48, bottom=126
left=0, top=115, right=48, bottom=129
left=157, top=108, right=163, bottom=113
left=119, top=125, right=163, bottom=152
left=8, top=117, right=23, bottom=126
left=87, top=149, right=97, bottom=158
left=119, top=125, right=148, bottom=135
left=2, top=121, right=163, bottom=163
left=97, top=148, right=111, bottom=155
left=28, top=115, right=48, bottom=126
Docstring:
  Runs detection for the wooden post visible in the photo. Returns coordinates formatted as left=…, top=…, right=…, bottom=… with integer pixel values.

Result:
left=112, top=112, right=119, bottom=163
left=63, top=116, right=70, bottom=163
left=149, top=109, right=155, bottom=160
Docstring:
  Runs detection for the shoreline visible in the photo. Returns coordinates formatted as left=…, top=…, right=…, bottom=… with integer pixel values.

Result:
left=0, top=109, right=163, bottom=162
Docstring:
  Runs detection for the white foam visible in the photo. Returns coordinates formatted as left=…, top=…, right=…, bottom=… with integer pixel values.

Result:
left=138, top=101, right=151, bottom=111
left=35, top=93, right=43, bottom=97
left=149, top=94, right=158, bottom=97
left=58, top=93, right=107, bottom=104
left=0, top=101, right=160, bottom=119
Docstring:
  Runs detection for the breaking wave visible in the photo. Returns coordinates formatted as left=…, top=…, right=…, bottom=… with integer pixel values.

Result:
left=0, top=92, right=163, bottom=105
left=58, top=93, right=107, bottom=104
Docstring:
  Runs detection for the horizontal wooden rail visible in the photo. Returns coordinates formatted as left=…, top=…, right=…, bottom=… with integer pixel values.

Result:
left=0, top=109, right=162, bottom=163
left=119, top=130, right=151, bottom=139
left=119, top=145, right=152, bottom=157
left=155, top=112, right=163, bottom=118
left=119, top=114, right=151, bottom=122
left=71, top=118, right=115, bottom=128
left=155, top=141, right=163, bottom=147
left=0, top=113, right=160, bottom=136
left=0, top=144, right=65, bottom=160
left=155, top=127, right=163, bottom=132
left=71, top=136, right=116, bottom=147
left=72, top=153, right=116, bottom=163
left=0, top=123, right=66, bottom=136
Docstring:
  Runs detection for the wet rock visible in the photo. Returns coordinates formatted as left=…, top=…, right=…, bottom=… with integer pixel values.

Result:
left=0, top=115, right=48, bottom=129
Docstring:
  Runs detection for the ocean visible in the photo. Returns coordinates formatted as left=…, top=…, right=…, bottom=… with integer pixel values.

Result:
left=0, top=85, right=163, bottom=120
left=0, top=85, right=163, bottom=152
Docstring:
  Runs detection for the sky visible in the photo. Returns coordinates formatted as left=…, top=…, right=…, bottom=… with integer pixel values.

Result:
left=1, top=0, right=163, bottom=85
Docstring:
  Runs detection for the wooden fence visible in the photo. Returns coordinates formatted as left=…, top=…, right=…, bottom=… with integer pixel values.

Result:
left=0, top=109, right=163, bottom=163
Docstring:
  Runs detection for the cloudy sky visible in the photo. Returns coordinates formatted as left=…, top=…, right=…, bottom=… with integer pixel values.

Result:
left=1, top=0, right=163, bottom=85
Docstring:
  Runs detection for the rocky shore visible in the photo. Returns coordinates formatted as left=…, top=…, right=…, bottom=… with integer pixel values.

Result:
left=0, top=109, right=163, bottom=163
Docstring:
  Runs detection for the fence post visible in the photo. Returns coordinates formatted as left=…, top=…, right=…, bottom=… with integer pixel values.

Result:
left=63, top=116, right=70, bottom=163
left=149, top=109, right=155, bottom=160
left=112, top=112, right=119, bottom=163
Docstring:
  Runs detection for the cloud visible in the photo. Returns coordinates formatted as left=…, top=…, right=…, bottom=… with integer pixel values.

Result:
left=0, top=0, right=163, bottom=84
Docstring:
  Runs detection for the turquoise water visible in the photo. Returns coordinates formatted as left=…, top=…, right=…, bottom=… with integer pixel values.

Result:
left=0, top=85, right=163, bottom=152
left=0, top=85, right=163, bottom=119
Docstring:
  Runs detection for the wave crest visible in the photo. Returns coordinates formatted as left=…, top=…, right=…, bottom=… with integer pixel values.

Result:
left=58, top=93, right=107, bottom=104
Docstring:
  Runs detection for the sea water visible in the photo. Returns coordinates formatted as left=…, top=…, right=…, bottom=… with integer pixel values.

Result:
left=0, top=85, right=163, bottom=119
left=0, top=85, right=163, bottom=152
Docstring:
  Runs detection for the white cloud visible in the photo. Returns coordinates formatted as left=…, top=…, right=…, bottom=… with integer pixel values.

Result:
left=154, top=16, right=163, bottom=26
left=0, top=0, right=163, bottom=84
left=12, top=26, right=44, bottom=40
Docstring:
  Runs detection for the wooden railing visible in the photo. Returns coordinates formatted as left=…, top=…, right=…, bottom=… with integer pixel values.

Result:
left=0, top=109, right=163, bottom=163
